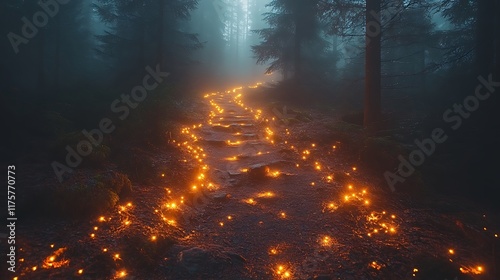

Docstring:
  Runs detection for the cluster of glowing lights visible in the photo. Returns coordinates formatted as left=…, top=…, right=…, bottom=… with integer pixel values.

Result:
left=369, top=261, right=384, bottom=270
left=42, top=247, right=69, bottom=269
left=446, top=248, right=485, bottom=275
left=366, top=211, right=398, bottom=236
left=275, top=264, right=292, bottom=279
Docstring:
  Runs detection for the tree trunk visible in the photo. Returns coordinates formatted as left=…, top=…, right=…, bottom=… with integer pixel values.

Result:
left=38, top=30, right=46, bottom=93
left=495, top=0, right=500, bottom=80
left=158, top=0, right=165, bottom=68
left=55, top=16, right=61, bottom=96
left=475, top=0, right=495, bottom=76
left=364, top=0, right=382, bottom=130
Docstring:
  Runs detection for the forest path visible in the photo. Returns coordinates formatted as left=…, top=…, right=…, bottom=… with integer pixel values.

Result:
left=12, top=88, right=495, bottom=280
left=169, top=89, right=489, bottom=280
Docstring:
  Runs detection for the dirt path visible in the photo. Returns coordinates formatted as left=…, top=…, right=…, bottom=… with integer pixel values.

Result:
left=166, top=90, right=496, bottom=280
left=11, top=88, right=497, bottom=280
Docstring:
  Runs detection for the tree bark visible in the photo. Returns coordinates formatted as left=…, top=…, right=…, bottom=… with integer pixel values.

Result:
left=475, top=0, right=495, bottom=76
left=38, top=30, right=46, bottom=93
left=158, top=0, right=165, bottom=68
left=364, top=0, right=382, bottom=130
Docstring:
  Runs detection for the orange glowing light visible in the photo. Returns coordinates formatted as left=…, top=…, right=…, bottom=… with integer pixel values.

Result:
left=117, top=270, right=127, bottom=278
left=43, top=247, right=70, bottom=269
left=227, top=216, right=232, bottom=220
left=369, top=261, right=382, bottom=270
left=151, top=235, right=157, bottom=241
left=258, top=191, right=275, bottom=198
left=243, top=198, right=257, bottom=205
left=32, top=266, right=37, bottom=271
left=321, top=236, right=332, bottom=247
left=280, top=212, right=286, bottom=218
left=50, top=244, right=55, bottom=248
left=78, top=269, right=84, bottom=274
left=90, top=233, right=95, bottom=238
left=448, top=249, right=455, bottom=254
left=460, top=265, right=484, bottom=274
left=219, top=222, right=224, bottom=227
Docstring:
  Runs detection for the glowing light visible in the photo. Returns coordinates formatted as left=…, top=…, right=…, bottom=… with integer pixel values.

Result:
left=90, top=233, right=95, bottom=238
left=219, top=222, right=224, bottom=227
left=460, top=265, right=484, bottom=274
left=448, top=249, right=455, bottom=254
left=94, top=226, right=98, bottom=231
left=352, top=167, right=357, bottom=171
left=243, top=198, right=257, bottom=205
left=50, top=244, right=55, bottom=248
left=275, top=264, right=292, bottom=278
left=117, top=270, right=127, bottom=278
left=321, top=236, right=332, bottom=247
left=43, top=247, right=69, bottom=269
left=114, top=254, right=121, bottom=260
left=78, top=269, right=84, bottom=274
left=227, top=215, right=232, bottom=220
left=280, top=212, right=286, bottom=219
left=369, top=261, right=382, bottom=270
left=151, top=235, right=157, bottom=241
left=32, top=266, right=37, bottom=271
left=258, top=191, right=275, bottom=198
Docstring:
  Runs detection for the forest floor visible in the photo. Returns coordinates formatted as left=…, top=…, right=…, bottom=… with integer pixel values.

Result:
left=8, top=86, right=500, bottom=280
